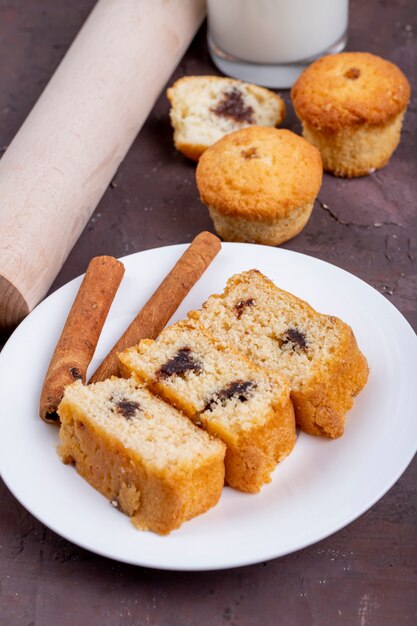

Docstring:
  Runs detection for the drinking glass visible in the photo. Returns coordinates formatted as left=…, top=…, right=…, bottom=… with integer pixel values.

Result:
left=207, top=0, right=349, bottom=88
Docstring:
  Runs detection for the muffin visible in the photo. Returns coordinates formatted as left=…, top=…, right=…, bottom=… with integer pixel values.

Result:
left=167, top=76, right=285, bottom=161
left=291, top=52, right=410, bottom=177
left=196, top=126, right=323, bottom=246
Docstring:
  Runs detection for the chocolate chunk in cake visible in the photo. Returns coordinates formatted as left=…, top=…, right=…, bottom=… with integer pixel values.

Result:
left=204, top=380, right=256, bottom=412
left=234, top=298, right=255, bottom=319
left=281, top=328, right=308, bottom=351
left=241, top=147, right=259, bottom=160
left=115, top=398, right=141, bottom=420
left=212, top=88, right=255, bottom=124
left=158, top=347, right=202, bottom=379
left=344, top=67, right=361, bottom=80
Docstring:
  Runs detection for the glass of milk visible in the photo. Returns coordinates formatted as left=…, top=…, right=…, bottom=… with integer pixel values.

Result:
left=207, top=0, right=349, bottom=88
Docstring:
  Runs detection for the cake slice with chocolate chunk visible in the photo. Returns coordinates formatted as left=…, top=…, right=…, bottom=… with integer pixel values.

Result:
left=188, top=270, right=369, bottom=439
left=119, top=322, right=295, bottom=493
left=167, top=76, right=285, bottom=161
left=58, top=377, right=225, bottom=534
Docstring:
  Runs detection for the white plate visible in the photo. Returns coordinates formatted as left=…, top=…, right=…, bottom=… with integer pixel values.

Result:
left=1, top=243, right=416, bottom=571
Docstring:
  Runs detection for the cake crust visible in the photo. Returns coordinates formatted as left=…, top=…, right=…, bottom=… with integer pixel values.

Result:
left=196, top=127, right=322, bottom=220
left=222, top=398, right=295, bottom=492
left=301, top=113, right=404, bottom=177
left=291, top=321, right=369, bottom=437
left=207, top=201, right=314, bottom=246
left=291, top=52, right=410, bottom=133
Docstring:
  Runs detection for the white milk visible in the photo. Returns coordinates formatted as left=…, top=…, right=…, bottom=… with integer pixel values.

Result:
left=207, top=0, right=349, bottom=87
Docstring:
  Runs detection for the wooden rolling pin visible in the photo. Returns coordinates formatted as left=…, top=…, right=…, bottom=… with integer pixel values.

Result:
left=0, top=0, right=205, bottom=330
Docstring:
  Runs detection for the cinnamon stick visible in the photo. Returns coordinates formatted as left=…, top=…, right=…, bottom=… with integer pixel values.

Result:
left=40, top=255, right=125, bottom=423
left=90, top=231, right=221, bottom=383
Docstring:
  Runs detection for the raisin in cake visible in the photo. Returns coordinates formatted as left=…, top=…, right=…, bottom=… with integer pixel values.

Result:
left=188, top=270, right=368, bottom=438
left=167, top=76, right=285, bottom=161
left=58, top=377, right=225, bottom=534
left=119, top=321, right=295, bottom=494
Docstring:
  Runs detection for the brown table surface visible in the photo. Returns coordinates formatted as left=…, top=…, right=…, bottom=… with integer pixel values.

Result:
left=1, top=1, right=416, bottom=624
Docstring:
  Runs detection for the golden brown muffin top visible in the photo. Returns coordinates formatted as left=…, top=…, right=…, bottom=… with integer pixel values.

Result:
left=196, top=127, right=322, bottom=220
left=291, top=52, right=410, bottom=132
